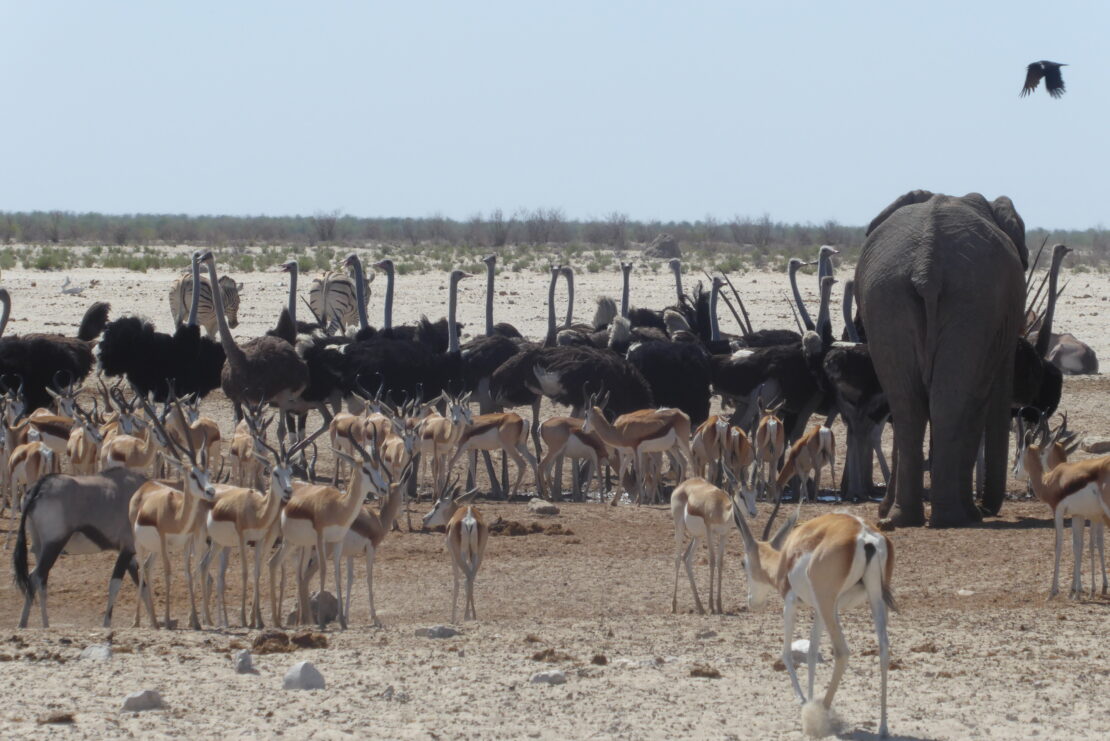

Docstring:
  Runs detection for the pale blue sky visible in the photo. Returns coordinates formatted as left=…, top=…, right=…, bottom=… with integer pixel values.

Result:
left=2, top=1, right=1104, bottom=228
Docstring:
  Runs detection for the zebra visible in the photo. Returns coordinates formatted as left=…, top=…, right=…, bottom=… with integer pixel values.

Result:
left=168, top=272, right=242, bottom=338
left=309, top=270, right=370, bottom=334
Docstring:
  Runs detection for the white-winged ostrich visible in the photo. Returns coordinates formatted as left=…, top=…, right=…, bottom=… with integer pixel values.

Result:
left=199, top=251, right=309, bottom=443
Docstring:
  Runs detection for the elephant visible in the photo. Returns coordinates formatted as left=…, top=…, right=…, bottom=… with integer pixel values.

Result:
left=855, top=191, right=1028, bottom=527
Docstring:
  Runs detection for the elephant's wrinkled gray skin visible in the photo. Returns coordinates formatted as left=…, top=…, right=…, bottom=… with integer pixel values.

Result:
left=856, top=191, right=1027, bottom=527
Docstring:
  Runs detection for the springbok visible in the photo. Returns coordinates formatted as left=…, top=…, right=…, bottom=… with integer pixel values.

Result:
left=732, top=509, right=896, bottom=738
left=8, top=431, right=56, bottom=534
left=66, top=403, right=104, bottom=475
left=753, top=402, right=786, bottom=498
left=670, top=475, right=755, bottom=615
left=417, top=392, right=472, bottom=493
left=537, top=416, right=612, bottom=500
left=206, top=422, right=320, bottom=628
left=1015, top=416, right=1110, bottom=599
left=423, top=482, right=489, bottom=623
left=447, top=411, right=540, bottom=498
left=269, top=434, right=387, bottom=629
left=582, top=393, right=692, bottom=505
left=766, top=425, right=836, bottom=526
left=691, top=415, right=729, bottom=484
left=129, top=405, right=217, bottom=629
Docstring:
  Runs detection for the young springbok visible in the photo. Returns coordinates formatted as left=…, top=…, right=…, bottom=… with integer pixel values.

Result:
left=670, top=475, right=756, bottom=615
left=423, top=482, right=489, bottom=623
left=691, top=415, right=729, bottom=484
left=772, top=424, right=836, bottom=511
left=732, top=509, right=896, bottom=738
left=1015, top=416, right=1110, bottom=599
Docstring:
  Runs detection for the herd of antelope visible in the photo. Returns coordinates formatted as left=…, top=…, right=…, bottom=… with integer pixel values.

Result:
left=2, top=292, right=1106, bottom=741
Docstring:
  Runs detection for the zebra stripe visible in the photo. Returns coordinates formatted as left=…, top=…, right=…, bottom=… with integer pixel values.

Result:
left=169, top=274, right=242, bottom=333
left=309, top=271, right=369, bottom=332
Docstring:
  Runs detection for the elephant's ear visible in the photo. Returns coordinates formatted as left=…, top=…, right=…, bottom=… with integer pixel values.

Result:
left=989, top=196, right=1028, bottom=270
left=865, top=190, right=935, bottom=236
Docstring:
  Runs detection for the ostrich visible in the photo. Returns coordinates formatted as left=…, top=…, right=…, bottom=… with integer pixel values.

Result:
left=372, top=258, right=459, bottom=352
left=98, top=251, right=226, bottom=401
left=712, top=276, right=837, bottom=436
left=0, top=288, right=110, bottom=411
left=481, top=254, right=523, bottom=339
left=341, top=255, right=454, bottom=406
left=199, top=251, right=309, bottom=443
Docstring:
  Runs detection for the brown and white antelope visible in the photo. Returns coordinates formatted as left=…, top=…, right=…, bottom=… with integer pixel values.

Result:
left=670, top=475, right=756, bottom=615
left=423, top=482, right=489, bottom=623
left=732, top=509, right=896, bottom=738
left=1015, top=417, right=1110, bottom=599
left=206, top=421, right=320, bottom=628
left=537, top=416, right=612, bottom=500
left=773, top=424, right=835, bottom=511
left=447, top=411, right=539, bottom=498
left=269, top=434, right=387, bottom=629
left=753, top=402, right=786, bottom=497
left=163, top=393, right=223, bottom=476
left=582, top=394, right=693, bottom=505
left=66, top=403, right=104, bottom=475
left=8, top=430, right=56, bottom=528
left=691, top=415, right=729, bottom=484
left=129, top=406, right=217, bottom=629
left=417, top=392, right=472, bottom=493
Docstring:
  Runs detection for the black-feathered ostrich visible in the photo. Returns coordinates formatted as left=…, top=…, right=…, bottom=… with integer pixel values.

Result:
left=341, top=254, right=455, bottom=406
left=98, top=251, right=226, bottom=401
left=199, top=251, right=309, bottom=444
left=371, top=257, right=460, bottom=352
left=0, top=287, right=110, bottom=411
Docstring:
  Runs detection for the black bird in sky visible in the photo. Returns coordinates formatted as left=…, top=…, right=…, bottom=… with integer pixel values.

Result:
left=1021, top=61, right=1067, bottom=98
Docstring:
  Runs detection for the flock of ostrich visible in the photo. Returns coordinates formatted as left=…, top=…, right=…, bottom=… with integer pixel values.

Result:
left=0, top=195, right=1105, bottom=736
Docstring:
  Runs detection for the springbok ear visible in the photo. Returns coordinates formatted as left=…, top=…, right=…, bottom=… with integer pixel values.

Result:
left=989, top=196, right=1028, bottom=270
left=865, top=190, right=935, bottom=237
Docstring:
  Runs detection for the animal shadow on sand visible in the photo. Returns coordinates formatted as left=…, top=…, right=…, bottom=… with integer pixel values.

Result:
left=838, top=731, right=939, bottom=741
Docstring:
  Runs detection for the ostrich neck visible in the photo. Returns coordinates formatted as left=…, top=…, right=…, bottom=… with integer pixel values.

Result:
left=545, top=272, right=558, bottom=346
left=287, top=264, right=298, bottom=325
left=710, top=283, right=721, bottom=342
left=621, top=269, right=631, bottom=318
left=815, top=280, right=833, bottom=342
left=842, top=281, right=861, bottom=343
left=448, top=277, right=461, bottom=354
left=564, top=272, right=574, bottom=328
left=484, top=261, right=495, bottom=336
left=0, top=289, right=10, bottom=337
left=818, top=252, right=834, bottom=284
left=672, top=264, right=684, bottom=304
left=187, top=257, right=202, bottom=327
left=383, top=264, right=395, bottom=330
left=204, top=258, right=245, bottom=363
left=349, top=257, right=369, bottom=330
left=789, top=263, right=815, bottom=331
left=1037, top=246, right=1067, bottom=357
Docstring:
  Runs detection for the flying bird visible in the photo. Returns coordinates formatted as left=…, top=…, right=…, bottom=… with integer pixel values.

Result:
left=1021, top=60, right=1066, bottom=98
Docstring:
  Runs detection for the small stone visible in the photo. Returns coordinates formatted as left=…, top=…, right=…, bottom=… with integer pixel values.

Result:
left=1082, top=437, right=1110, bottom=454
left=234, top=650, right=255, bottom=674
left=528, top=498, right=559, bottom=515
left=956, top=589, right=975, bottom=597
left=415, top=625, right=458, bottom=639
left=283, top=661, right=326, bottom=690
left=80, top=644, right=112, bottom=662
left=530, top=669, right=566, bottom=685
left=121, top=690, right=163, bottom=712
left=690, top=664, right=722, bottom=679
left=591, top=654, right=608, bottom=666
left=695, top=629, right=717, bottom=640
left=309, top=591, right=340, bottom=625
left=791, top=638, right=823, bottom=664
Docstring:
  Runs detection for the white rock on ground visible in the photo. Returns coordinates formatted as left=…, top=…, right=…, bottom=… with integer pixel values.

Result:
left=790, top=639, right=824, bottom=664
left=528, top=498, right=560, bottom=515
left=283, top=661, right=326, bottom=690
left=415, top=625, right=458, bottom=638
left=121, top=689, right=163, bottom=712
left=234, top=649, right=255, bottom=674
left=530, top=670, right=567, bottom=685
left=80, top=644, right=112, bottom=661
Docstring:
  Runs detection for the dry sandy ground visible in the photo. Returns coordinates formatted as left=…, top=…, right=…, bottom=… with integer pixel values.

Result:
left=0, top=257, right=1108, bottom=739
